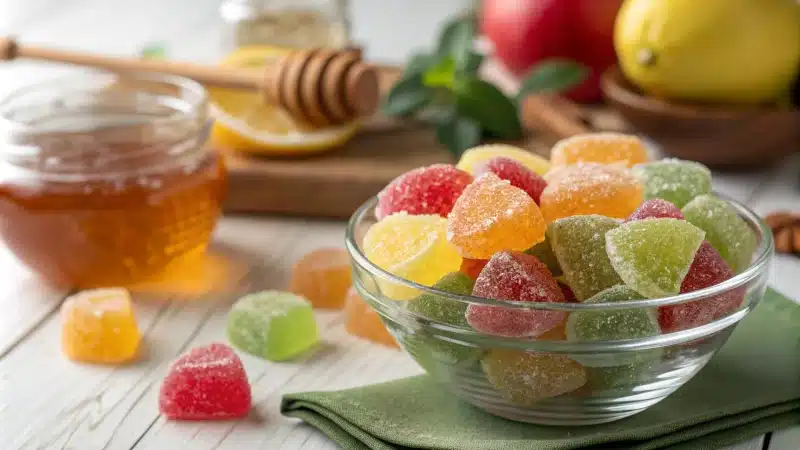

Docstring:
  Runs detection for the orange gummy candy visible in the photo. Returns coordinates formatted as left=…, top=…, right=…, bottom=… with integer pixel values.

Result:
left=61, top=288, right=141, bottom=363
left=540, top=163, right=643, bottom=223
left=289, top=248, right=352, bottom=309
left=550, top=133, right=648, bottom=168
left=447, top=173, right=546, bottom=259
left=344, top=288, right=399, bottom=348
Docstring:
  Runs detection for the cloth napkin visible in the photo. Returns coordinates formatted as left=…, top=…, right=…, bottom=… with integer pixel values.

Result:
left=281, top=289, right=800, bottom=450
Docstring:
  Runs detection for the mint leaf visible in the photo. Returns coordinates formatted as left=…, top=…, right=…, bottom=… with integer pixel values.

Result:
left=437, top=116, right=481, bottom=157
left=460, top=51, right=484, bottom=76
left=437, top=16, right=476, bottom=73
left=382, top=75, right=433, bottom=116
left=454, top=78, right=522, bottom=139
left=404, top=52, right=437, bottom=77
left=140, top=44, right=167, bottom=60
left=423, top=57, right=456, bottom=88
left=518, top=60, right=588, bottom=99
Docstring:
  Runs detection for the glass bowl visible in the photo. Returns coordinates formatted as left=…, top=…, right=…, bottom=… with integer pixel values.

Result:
left=345, top=197, right=773, bottom=426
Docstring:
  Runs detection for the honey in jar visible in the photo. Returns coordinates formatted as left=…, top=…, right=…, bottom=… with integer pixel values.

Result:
left=0, top=73, right=226, bottom=288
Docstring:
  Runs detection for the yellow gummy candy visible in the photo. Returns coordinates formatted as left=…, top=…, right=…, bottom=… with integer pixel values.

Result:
left=550, top=133, right=649, bottom=168
left=457, top=144, right=552, bottom=176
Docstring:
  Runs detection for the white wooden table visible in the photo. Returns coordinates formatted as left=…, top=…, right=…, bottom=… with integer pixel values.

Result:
left=0, top=1, right=798, bottom=448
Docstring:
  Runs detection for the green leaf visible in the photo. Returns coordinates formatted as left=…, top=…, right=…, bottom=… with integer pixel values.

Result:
left=404, top=52, right=437, bottom=77
left=423, top=57, right=456, bottom=88
left=460, top=51, right=484, bottom=76
left=437, top=16, right=476, bottom=72
left=436, top=116, right=481, bottom=158
left=140, top=43, right=167, bottom=60
left=453, top=78, right=522, bottom=139
left=517, top=59, right=589, bottom=99
left=382, top=75, right=433, bottom=116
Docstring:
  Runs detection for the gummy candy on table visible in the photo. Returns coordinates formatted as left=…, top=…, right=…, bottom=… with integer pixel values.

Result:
left=363, top=213, right=462, bottom=299
left=466, top=251, right=566, bottom=337
left=289, top=248, right=351, bottom=309
left=626, top=199, right=684, bottom=222
left=460, top=258, right=488, bottom=280
left=525, top=237, right=562, bottom=277
left=376, top=164, right=473, bottom=220
left=344, top=288, right=398, bottom=348
left=547, top=215, right=623, bottom=301
left=61, top=288, right=141, bottom=364
left=456, top=144, right=552, bottom=176
left=632, top=159, right=712, bottom=208
left=681, top=195, right=758, bottom=273
left=481, top=349, right=586, bottom=406
left=227, top=291, right=319, bottom=361
left=606, top=218, right=706, bottom=298
left=539, top=163, right=644, bottom=222
left=447, top=173, right=546, bottom=259
left=159, top=343, right=251, bottom=420
left=659, top=241, right=743, bottom=333
left=473, top=156, right=548, bottom=204
left=550, top=133, right=648, bottom=168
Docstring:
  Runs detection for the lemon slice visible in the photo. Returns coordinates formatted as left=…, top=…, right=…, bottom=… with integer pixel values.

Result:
left=209, top=46, right=359, bottom=156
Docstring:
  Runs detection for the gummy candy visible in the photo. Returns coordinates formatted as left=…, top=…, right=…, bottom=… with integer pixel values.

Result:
left=407, top=272, right=474, bottom=327
left=606, top=219, right=705, bottom=298
left=473, top=156, right=547, bottom=204
left=466, top=251, right=566, bottom=337
left=447, top=173, right=546, bottom=259
left=460, top=258, right=488, bottom=280
left=227, top=291, right=319, bottom=361
left=376, top=164, right=473, bottom=220
left=289, top=248, right=351, bottom=309
left=481, top=349, right=586, bottom=406
left=682, top=195, right=757, bottom=273
left=626, top=199, right=684, bottom=221
left=524, top=237, right=562, bottom=277
left=559, top=282, right=577, bottom=303
left=547, top=215, right=622, bottom=301
left=632, top=159, right=712, bottom=208
left=539, top=163, right=643, bottom=222
left=61, top=288, right=141, bottom=364
left=457, top=144, right=551, bottom=176
left=159, top=343, right=251, bottom=420
left=363, top=212, right=462, bottom=298
left=550, top=133, right=648, bottom=168
left=659, top=241, right=743, bottom=333
left=537, top=319, right=567, bottom=341
left=343, top=288, right=398, bottom=348
left=586, top=363, right=651, bottom=391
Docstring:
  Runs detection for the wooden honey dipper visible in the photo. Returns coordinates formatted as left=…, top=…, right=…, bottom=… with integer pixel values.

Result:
left=0, top=38, right=379, bottom=127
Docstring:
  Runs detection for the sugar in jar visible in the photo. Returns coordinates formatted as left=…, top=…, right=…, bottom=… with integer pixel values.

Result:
left=0, top=73, right=226, bottom=288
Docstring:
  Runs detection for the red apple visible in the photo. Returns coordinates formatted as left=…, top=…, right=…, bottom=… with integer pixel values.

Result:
left=480, top=0, right=622, bottom=103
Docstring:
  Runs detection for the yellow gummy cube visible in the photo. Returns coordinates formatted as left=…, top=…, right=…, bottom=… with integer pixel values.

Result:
left=550, top=133, right=649, bottom=168
left=457, top=144, right=551, bottom=176
left=61, top=288, right=141, bottom=363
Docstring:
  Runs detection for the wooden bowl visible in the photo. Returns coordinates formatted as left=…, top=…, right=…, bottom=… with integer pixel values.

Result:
left=601, top=66, right=799, bottom=169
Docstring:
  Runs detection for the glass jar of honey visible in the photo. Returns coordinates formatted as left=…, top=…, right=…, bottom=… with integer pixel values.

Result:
left=0, top=73, right=227, bottom=288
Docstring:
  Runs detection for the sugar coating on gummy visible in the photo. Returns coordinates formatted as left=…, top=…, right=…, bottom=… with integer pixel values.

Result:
left=289, top=248, right=351, bottom=309
left=344, top=288, right=398, bottom=348
left=375, top=164, right=473, bottom=220
left=681, top=195, right=757, bottom=273
left=456, top=144, right=551, bottom=176
left=447, top=173, right=546, bottom=259
left=481, top=349, right=586, bottom=406
left=626, top=199, right=684, bottom=222
left=227, top=291, right=319, bottom=361
left=547, top=215, right=623, bottom=301
left=459, top=258, right=488, bottom=280
left=606, top=219, right=706, bottom=298
left=407, top=272, right=474, bottom=328
left=466, top=251, right=566, bottom=337
left=633, top=159, right=712, bottom=208
left=524, top=237, right=562, bottom=277
left=473, top=156, right=547, bottom=204
left=550, top=133, right=648, bottom=168
left=159, top=343, right=251, bottom=420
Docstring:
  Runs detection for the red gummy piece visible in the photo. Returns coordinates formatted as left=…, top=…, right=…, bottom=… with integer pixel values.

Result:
left=473, top=157, right=547, bottom=204
left=460, top=258, right=489, bottom=280
left=376, top=164, right=473, bottom=219
left=626, top=199, right=684, bottom=221
left=466, top=251, right=566, bottom=337
left=658, top=242, right=743, bottom=333
left=159, top=343, right=251, bottom=420
left=559, top=282, right=577, bottom=303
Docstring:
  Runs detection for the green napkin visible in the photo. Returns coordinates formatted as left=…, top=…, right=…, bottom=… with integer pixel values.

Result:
left=282, top=289, right=800, bottom=450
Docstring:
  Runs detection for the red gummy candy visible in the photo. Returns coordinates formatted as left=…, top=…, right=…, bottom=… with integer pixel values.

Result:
left=626, top=199, right=684, bottom=221
left=460, top=258, right=489, bottom=280
left=466, top=251, right=566, bottom=337
left=473, top=156, right=547, bottom=204
left=559, top=282, right=577, bottom=303
left=159, top=343, right=251, bottom=420
left=658, top=242, right=743, bottom=333
left=376, top=164, right=473, bottom=219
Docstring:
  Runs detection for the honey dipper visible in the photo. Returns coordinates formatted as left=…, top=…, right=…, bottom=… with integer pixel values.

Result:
left=0, top=38, right=379, bottom=127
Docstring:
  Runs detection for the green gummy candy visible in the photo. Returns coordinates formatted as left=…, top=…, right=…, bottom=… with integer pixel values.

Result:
left=682, top=195, right=757, bottom=273
left=606, top=219, right=705, bottom=298
left=633, top=159, right=712, bottom=208
left=227, top=290, right=318, bottom=361
left=525, top=237, right=562, bottom=276
left=586, top=363, right=651, bottom=391
left=548, top=215, right=622, bottom=301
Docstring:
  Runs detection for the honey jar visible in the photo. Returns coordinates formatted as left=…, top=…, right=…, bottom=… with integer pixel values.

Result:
left=0, top=73, right=227, bottom=288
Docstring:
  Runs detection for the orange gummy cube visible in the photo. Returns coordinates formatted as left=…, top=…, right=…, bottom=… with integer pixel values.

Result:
left=61, top=288, right=141, bottom=363
left=344, top=288, right=399, bottom=348
left=289, top=248, right=352, bottom=309
left=550, top=133, right=648, bottom=168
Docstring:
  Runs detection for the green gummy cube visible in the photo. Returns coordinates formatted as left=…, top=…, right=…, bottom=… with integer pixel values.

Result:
left=407, top=272, right=474, bottom=327
left=586, top=363, right=652, bottom=391
left=548, top=215, right=622, bottom=301
left=524, top=237, right=562, bottom=276
left=682, top=195, right=758, bottom=273
left=606, top=219, right=705, bottom=298
left=227, top=290, right=318, bottom=361
left=633, top=159, right=712, bottom=208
